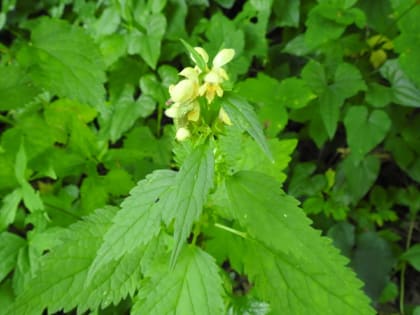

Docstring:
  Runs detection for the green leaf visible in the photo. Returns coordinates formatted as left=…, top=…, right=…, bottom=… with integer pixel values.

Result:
left=344, top=106, right=391, bottom=161
left=327, top=221, right=355, bottom=258
left=11, top=208, right=146, bottom=315
left=132, top=246, right=225, bottom=315
left=225, top=171, right=375, bottom=315
left=128, top=13, right=166, bottom=69
left=235, top=73, right=288, bottom=136
left=88, top=170, right=176, bottom=279
left=180, top=39, right=207, bottom=72
left=337, top=155, right=380, bottom=204
left=318, top=88, right=341, bottom=138
left=277, top=77, right=316, bottom=109
left=401, top=244, right=420, bottom=271
left=107, top=85, right=154, bottom=143
left=14, top=140, right=27, bottom=185
left=273, top=0, right=300, bottom=27
left=333, top=63, right=366, bottom=99
left=365, top=83, right=392, bottom=108
left=302, top=61, right=366, bottom=139
left=219, top=128, right=297, bottom=184
left=301, top=60, right=327, bottom=95
left=223, top=94, right=272, bottom=161
left=393, top=2, right=420, bottom=87
left=0, top=189, right=22, bottom=231
left=351, top=232, right=395, bottom=302
left=380, top=59, right=420, bottom=108
left=0, top=232, right=25, bottom=283
left=165, top=144, right=214, bottom=267
left=23, top=17, right=106, bottom=106
left=305, top=3, right=365, bottom=49
left=0, top=65, right=40, bottom=110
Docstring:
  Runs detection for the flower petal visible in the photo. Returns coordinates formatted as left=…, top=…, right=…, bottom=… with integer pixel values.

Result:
left=204, top=71, right=223, bottom=84
left=179, top=67, right=199, bottom=81
left=164, top=103, right=180, bottom=118
left=192, top=47, right=209, bottom=64
left=169, top=79, right=197, bottom=103
left=212, top=48, right=235, bottom=68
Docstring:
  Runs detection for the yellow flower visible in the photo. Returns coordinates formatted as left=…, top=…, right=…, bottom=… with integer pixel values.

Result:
left=191, top=47, right=235, bottom=103
left=165, top=67, right=200, bottom=120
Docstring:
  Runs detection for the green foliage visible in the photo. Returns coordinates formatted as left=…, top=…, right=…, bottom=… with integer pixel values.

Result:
left=1, top=0, right=419, bottom=314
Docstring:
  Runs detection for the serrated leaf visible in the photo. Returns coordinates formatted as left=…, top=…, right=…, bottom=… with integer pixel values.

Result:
left=380, top=59, right=420, bottom=108
left=223, top=94, right=272, bottom=161
left=219, top=128, right=296, bottom=184
left=0, top=65, right=40, bottom=110
left=0, top=189, right=22, bottom=231
left=225, top=171, right=375, bottom=315
left=11, top=208, right=146, bottom=315
left=165, top=144, right=214, bottom=267
left=88, top=170, right=176, bottom=279
left=0, top=232, right=26, bottom=283
left=132, top=246, right=225, bottom=315
left=344, top=106, right=391, bottom=161
left=24, top=17, right=106, bottom=106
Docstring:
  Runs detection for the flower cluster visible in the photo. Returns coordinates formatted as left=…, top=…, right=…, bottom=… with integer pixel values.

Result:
left=165, top=47, right=235, bottom=141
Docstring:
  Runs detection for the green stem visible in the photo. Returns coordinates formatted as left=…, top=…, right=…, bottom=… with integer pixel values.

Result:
left=399, top=211, right=417, bottom=315
left=191, top=223, right=201, bottom=246
left=214, top=223, right=247, bottom=239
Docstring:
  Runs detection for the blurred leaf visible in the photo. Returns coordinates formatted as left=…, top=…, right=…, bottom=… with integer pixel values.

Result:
left=21, top=17, right=106, bottom=106
left=0, top=189, right=22, bottom=231
left=351, top=232, right=395, bottom=303
left=223, top=93, right=272, bottom=161
left=393, top=2, right=420, bottom=87
left=401, top=244, right=420, bottom=271
left=365, top=83, right=392, bottom=108
left=0, top=232, right=25, bottom=282
left=380, top=59, right=420, bottom=108
left=302, top=61, right=366, bottom=139
left=327, top=222, right=355, bottom=258
left=128, top=13, right=166, bottom=69
left=273, top=0, right=300, bottom=27
left=344, top=106, right=391, bottom=161
left=0, top=65, right=40, bottom=110
left=336, top=155, right=380, bottom=204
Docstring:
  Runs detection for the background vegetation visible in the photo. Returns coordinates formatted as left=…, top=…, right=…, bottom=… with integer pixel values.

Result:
left=0, top=0, right=419, bottom=314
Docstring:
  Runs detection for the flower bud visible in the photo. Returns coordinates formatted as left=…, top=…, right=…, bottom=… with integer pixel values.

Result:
left=219, top=107, right=232, bottom=125
left=176, top=127, right=191, bottom=141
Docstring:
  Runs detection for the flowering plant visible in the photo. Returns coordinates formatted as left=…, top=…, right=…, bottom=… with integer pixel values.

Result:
left=165, top=44, right=235, bottom=140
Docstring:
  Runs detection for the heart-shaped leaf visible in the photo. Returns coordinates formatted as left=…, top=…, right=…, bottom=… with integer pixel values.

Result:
left=344, top=106, right=391, bottom=161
